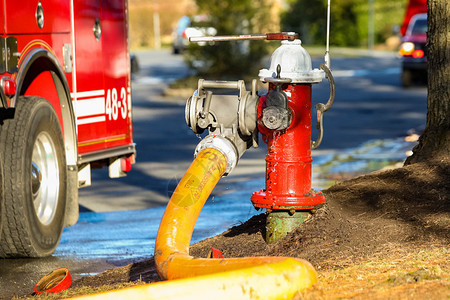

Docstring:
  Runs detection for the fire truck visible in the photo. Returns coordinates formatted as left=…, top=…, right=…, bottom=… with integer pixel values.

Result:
left=0, top=0, right=135, bottom=257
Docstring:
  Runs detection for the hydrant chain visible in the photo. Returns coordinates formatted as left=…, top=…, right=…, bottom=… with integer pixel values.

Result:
left=311, top=64, right=335, bottom=149
left=319, top=64, right=335, bottom=112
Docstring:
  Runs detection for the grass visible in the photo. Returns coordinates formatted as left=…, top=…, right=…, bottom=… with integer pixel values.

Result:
left=295, top=245, right=449, bottom=299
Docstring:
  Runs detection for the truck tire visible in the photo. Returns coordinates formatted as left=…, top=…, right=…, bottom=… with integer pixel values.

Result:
left=0, top=96, right=67, bottom=257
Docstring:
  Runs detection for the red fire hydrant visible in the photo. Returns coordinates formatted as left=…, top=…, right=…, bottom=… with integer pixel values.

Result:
left=251, top=39, right=334, bottom=243
left=185, top=34, right=335, bottom=244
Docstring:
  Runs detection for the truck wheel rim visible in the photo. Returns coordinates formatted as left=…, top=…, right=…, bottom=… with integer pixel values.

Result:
left=32, top=131, right=60, bottom=225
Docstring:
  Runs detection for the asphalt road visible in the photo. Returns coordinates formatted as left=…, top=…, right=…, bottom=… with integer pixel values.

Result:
left=0, top=48, right=427, bottom=299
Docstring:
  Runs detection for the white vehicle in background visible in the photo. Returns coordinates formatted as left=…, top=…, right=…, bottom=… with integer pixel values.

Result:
left=172, top=15, right=217, bottom=54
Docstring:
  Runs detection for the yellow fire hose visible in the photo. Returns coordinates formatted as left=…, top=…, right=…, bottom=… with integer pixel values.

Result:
left=72, top=148, right=317, bottom=299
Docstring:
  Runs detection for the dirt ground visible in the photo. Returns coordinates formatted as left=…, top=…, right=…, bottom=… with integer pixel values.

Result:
left=32, top=154, right=449, bottom=299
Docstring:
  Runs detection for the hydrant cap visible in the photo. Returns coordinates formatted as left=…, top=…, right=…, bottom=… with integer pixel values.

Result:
left=259, top=39, right=324, bottom=83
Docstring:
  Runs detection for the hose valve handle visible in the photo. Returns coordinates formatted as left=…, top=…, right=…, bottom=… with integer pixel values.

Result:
left=200, top=91, right=212, bottom=119
left=197, top=91, right=213, bottom=129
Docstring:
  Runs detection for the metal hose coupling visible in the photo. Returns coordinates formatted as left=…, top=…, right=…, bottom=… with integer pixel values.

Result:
left=194, top=134, right=239, bottom=177
left=194, top=135, right=238, bottom=176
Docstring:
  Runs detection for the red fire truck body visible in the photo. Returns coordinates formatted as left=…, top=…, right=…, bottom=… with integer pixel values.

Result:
left=0, top=0, right=135, bottom=257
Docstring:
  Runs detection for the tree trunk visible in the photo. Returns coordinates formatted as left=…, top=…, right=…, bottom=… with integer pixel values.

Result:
left=405, top=0, right=450, bottom=164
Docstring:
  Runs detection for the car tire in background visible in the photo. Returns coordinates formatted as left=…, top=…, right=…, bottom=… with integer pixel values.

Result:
left=131, top=54, right=140, bottom=74
left=0, top=96, right=67, bottom=257
left=401, top=68, right=413, bottom=87
left=173, top=47, right=180, bottom=55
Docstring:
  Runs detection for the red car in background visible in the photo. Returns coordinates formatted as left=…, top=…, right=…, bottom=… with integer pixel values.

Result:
left=399, top=13, right=427, bottom=87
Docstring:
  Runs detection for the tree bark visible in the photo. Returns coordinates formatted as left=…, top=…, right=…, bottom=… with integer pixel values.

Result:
left=405, top=0, right=450, bottom=164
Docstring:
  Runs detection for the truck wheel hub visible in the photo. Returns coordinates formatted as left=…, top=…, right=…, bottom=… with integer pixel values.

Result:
left=32, top=131, right=59, bottom=225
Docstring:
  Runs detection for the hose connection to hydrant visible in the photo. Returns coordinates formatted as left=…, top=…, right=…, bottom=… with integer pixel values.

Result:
left=68, top=33, right=335, bottom=300
left=158, top=32, right=334, bottom=296
left=152, top=32, right=336, bottom=293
